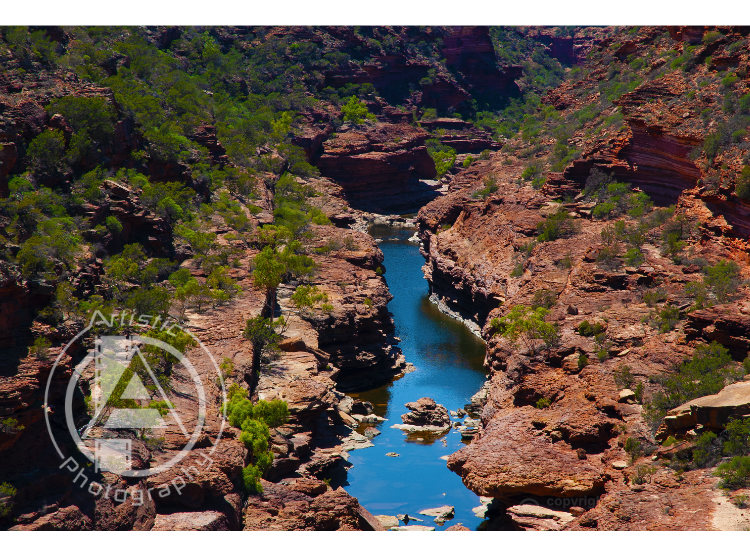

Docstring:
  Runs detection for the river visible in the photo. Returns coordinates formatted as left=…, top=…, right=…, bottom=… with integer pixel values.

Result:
left=344, top=224, right=488, bottom=530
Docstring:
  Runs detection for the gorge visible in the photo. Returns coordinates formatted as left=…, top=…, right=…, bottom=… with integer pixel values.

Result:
left=2, top=25, right=750, bottom=532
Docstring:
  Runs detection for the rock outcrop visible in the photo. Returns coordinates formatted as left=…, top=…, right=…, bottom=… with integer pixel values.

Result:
left=393, top=397, right=451, bottom=432
left=662, top=379, right=750, bottom=436
left=416, top=27, right=750, bottom=530
left=316, top=123, right=437, bottom=212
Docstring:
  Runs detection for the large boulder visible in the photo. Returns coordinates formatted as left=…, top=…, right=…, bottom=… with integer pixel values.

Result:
left=393, top=397, right=451, bottom=432
left=663, top=378, right=750, bottom=435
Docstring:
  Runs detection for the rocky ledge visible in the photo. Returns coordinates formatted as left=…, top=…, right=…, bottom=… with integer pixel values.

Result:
left=418, top=133, right=750, bottom=530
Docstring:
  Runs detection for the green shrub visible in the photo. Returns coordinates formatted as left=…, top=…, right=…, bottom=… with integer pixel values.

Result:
left=614, top=365, right=635, bottom=389
left=340, top=96, right=375, bottom=124
left=704, top=260, right=742, bottom=303
left=577, top=320, right=605, bottom=337
left=491, top=305, right=559, bottom=353
left=4, top=27, right=57, bottom=67
left=291, top=284, right=329, bottom=315
left=426, top=139, right=457, bottom=178
left=242, top=464, right=264, bottom=494
left=510, top=263, right=524, bottom=277
left=105, top=215, right=123, bottom=235
left=715, top=456, right=750, bottom=490
left=47, top=96, right=116, bottom=164
left=0, top=482, right=17, bottom=518
left=702, top=30, right=723, bottom=44
left=535, top=397, right=551, bottom=409
left=278, top=241, right=315, bottom=279
left=29, top=336, right=51, bottom=359
left=643, top=289, right=668, bottom=307
left=651, top=304, right=681, bottom=333
left=531, top=289, right=557, bottom=309
left=0, top=417, right=24, bottom=434
left=224, top=388, right=288, bottom=494
left=660, top=216, right=690, bottom=260
left=206, top=266, right=240, bottom=305
left=631, top=464, right=656, bottom=485
left=537, top=209, right=575, bottom=242
left=592, top=201, right=616, bottom=219
left=16, top=217, right=81, bottom=278
left=723, top=417, right=750, bottom=457
left=521, top=163, right=542, bottom=182
left=147, top=400, right=174, bottom=417
left=26, top=129, right=67, bottom=178
left=624, top=247, right=644, bottom=267
left=586, top=177, right=651, bottom=220
left=471, top=175, right=498, bottom=199
left=577, top=353, right=589, bottom=370
left=686, top=259, right=743, bottom=308
left=692, top=431, right=720, bottom=467
left=644, top=342, right=741, bottom=425
left=557, top=254, right=573, bottom=269
left=624, top=437, right=643, bottom=463
left=125, top=286, right=171, bottom=317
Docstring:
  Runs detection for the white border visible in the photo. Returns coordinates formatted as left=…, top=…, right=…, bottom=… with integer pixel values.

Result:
left=3, top=9, right=750, bottom=551
left=1, top=1, right=749, bottom=25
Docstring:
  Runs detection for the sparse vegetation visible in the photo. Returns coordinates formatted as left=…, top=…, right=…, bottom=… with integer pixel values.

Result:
left=224, top=387, right=288, bottom=494
left=684, top=259, right=743, bottom=309
left=0, top=482, right=17, bottom=519
left=472, top=175, right=498, bottom=199
left=577, top=320, right=606, bottom=337
left=490, top=305, right=559, bottom=354
left=644, top=342, right=747, bottom=426
left=536, top=208, right=576, bottom=242
left=291, top=284, right=329, bottom=316
left=715, top=456, right=750, bottom=490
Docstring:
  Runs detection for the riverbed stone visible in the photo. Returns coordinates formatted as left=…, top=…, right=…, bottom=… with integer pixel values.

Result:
left=375, top=515, right=400, bottom=528
left=419, top=505, right=455, bottom=525
left=400, top=397, right=451, bottom=428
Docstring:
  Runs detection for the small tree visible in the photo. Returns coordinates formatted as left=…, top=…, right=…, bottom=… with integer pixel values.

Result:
left=243, top=315, right=286, bottom=378
left=252, top=247, right=285, bottom=317
left=341, top=96, right=375, bottom=124
left=490, top=305, right=559, bottom=354
left=26, top=129, right=67, bottom=179
left=291, top=284, right=328, bottom=316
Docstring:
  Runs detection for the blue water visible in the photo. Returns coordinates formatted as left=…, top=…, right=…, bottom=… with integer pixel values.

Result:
left=344, top=225, right=487, bottom=530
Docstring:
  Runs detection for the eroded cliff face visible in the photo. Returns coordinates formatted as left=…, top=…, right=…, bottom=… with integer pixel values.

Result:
left=419, top=152, right=750, bottom=530
left=543, top=27, right=750, bottom=237
left=416, top=26, right=750, bottom=530
left=1, top=175, right=394, bottom=530
left=315, top=123, right=437, bottom=212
